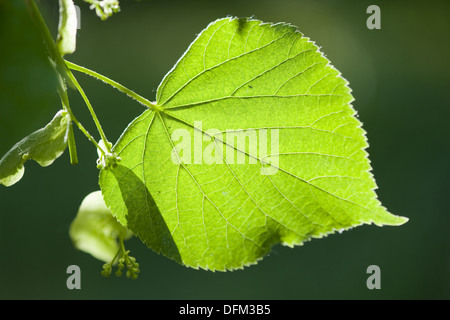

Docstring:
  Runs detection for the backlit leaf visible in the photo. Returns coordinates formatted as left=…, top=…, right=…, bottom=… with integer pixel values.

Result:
left=100, top=17, right=407, bottom=271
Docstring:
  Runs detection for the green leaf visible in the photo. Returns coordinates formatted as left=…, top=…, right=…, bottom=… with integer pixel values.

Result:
left=100, top=17, right=407, bottom=271
left=0, top=110, right=71, bottom=187
left=56, top=0, right=78, bottom=56
left=70, top=190, right=133, bottom=263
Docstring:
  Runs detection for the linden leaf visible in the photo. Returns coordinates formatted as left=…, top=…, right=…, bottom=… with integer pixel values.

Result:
left=100, top=17, right=407, bottom=271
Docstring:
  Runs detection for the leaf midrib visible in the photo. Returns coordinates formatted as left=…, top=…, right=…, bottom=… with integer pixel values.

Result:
left=156, top=110, right=378, bottom=221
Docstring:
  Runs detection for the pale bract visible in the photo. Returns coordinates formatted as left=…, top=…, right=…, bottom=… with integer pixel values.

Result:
left=0, top=109, right=71, bottom=187
left=69, top=190, right=133, bottom=263
left=99, top=17, right=408, bottom=271
left=56, top=0, right=77, bottom=56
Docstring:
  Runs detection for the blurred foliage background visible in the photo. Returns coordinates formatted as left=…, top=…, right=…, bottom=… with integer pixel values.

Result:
left=0, top=0, right=449, bottom=299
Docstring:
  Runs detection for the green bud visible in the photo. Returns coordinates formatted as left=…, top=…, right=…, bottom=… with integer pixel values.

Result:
left=101, top=269, right=111, bottom=277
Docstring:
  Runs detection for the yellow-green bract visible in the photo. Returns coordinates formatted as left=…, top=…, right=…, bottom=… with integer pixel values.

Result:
left=99, top=17, right=408, bottom=271
left=0, top=110, right=71, bottom=187
left=56, top=0, right=77, bottom=56
left=70, top=190, right=133, bottom=263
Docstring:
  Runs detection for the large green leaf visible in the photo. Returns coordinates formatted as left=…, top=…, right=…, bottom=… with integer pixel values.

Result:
left=100, top=17, right=407, bottom=271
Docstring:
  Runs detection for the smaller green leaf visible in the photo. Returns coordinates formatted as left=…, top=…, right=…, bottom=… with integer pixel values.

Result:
left=0, top=110, right=71, bottom=187
left=69, top=190, right=133, bottom=263
left=56, top=0, right=78, bottom=56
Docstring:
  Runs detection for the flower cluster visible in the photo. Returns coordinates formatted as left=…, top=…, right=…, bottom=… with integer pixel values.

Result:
left=102, top=249, right=140, bottom=279
left=96, top=139, right=121, bottom=170
left=85, top=0, right=120, bottom=20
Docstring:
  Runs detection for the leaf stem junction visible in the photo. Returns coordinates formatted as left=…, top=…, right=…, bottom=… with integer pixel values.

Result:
left=65, top=60, right=164, bottom=113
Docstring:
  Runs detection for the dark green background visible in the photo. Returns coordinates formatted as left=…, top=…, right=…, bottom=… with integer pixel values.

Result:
left=0, top=0, right=449, bottom=299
